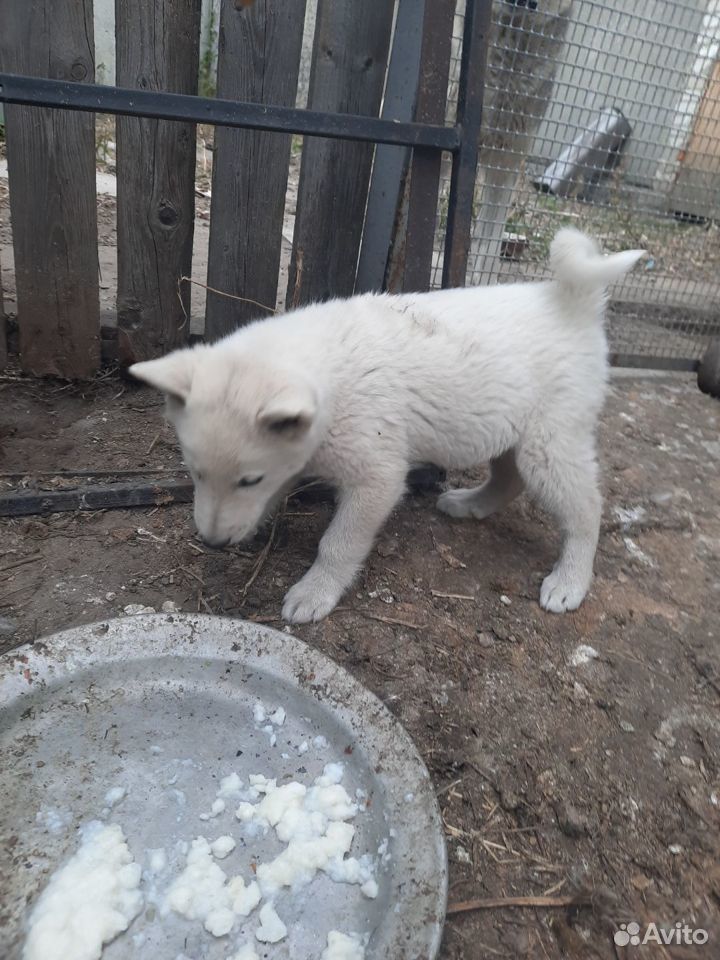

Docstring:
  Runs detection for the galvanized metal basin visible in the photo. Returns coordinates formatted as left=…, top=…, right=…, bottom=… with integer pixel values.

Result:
left=0, top=614, right=447, bottom=959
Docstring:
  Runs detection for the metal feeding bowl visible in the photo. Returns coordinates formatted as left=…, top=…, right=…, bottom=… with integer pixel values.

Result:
left=0, top=614, right=447, bottom=959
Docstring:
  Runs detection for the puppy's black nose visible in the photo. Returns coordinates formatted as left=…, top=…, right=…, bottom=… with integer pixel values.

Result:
left=201, top=534, right=230, bottom=550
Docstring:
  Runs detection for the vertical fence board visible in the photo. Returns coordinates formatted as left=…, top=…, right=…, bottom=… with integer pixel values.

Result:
left=354, top=0, right=426, bottom=294
left=286, top=1, right=394, bottom=308
left=206, top=0, right=307, bottom=339
left=0, top=1, right=100, bottom=378
left=115, top=0, right=201, bottom=364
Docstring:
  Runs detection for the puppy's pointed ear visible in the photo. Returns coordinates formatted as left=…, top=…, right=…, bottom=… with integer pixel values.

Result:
left=257, top=383, right=317, bottom=437
left=129, top=352, right=194, bottom=407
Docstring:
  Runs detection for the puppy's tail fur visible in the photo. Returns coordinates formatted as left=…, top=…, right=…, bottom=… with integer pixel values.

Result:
left=550, top=228, right=645, bottom=298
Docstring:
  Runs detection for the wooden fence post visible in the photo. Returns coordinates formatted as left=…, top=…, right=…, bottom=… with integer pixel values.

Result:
left=205, top=0, right=307, bottom=340
left=286, top=1, right=395, bottom=308
left=115, top=0, right=202, bottom=364
left=0, top=0, right=100, bottom=378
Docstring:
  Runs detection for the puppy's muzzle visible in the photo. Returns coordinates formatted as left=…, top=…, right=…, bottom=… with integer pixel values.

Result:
left=201, top=534, right=230, bottom=550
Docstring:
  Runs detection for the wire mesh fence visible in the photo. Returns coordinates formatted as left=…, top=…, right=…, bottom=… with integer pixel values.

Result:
left=434, top=0, right=720, bottom=364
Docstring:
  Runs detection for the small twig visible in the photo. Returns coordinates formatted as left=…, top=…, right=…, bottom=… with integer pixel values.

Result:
left=603, top=646, right=672, bottom=679
left=246, top=608, right=354, bottom=625
left=146, top=432, right=161, bottom=455
left=464, top=939, right=506, bottom=958
left=431, top=590, right=475, bottom=601
left=178, top=275, right=276, bottom=316
left=136, top=527, right=167, bottom=544
left=371, top=663, right=410, bottom=681
left=484, top=824, right=544, bottom=835
left=242, top=505, right=284, bottom=597
left=0, top=584, right=35, bottom=605
left=542, top=878, right=567, bottom=897
left=481, top=839, right=513, bottom=853
left=443, top=818, right=470, bottom=839
left=288, top=478, right=326, bottom=497
left=179, top=565, right=205, bottom=586
left=345, top=610, right=426, bottom=630
left=447, top=894, right=588, bottom=916
left=602, top=518, right=691, bottom=535
left=289, top=248, right=304, bottom=310
left=436, top=778, right=463, bottom=798
left=176, top=278, right=189, bottom=330
left=0, top=553, right=42, bottom=576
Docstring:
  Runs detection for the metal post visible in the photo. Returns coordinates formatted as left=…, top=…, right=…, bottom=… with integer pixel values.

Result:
left=442, top=0, right=493, bottom=288
left=355, top=0, right=427, bottom=293
left=401, top=0, right=456, bottom=292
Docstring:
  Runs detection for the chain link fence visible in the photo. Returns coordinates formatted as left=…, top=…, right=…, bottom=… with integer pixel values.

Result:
left=433, top=0, right=720, bottom=365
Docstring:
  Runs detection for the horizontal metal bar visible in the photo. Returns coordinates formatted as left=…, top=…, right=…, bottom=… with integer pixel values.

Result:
left=609, top=354, right=699, bottom=372
left=0, top=73, right=460, bottom=151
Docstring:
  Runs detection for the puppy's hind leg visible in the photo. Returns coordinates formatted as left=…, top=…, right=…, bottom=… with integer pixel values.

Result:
left=516, top=433, right=602, bottom=613
left=437, top=448, right=524, bottom=520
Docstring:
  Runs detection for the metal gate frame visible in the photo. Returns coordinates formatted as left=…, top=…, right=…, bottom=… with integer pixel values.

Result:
left=0, top=0, right=491, bottom=303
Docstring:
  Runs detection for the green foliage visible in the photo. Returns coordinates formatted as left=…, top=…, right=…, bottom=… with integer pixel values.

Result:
left=199, top=4, right=218, bottom=99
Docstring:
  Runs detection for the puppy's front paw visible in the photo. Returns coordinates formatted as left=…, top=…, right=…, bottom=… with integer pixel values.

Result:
left=282, top=568, right=344, bottom=624
left=539, top=568, right=589, bottom=613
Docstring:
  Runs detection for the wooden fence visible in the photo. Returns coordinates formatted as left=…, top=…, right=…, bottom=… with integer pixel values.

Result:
left=0, top=0, right=459, bottom=378
left=1, top=0, right=101, bottom=378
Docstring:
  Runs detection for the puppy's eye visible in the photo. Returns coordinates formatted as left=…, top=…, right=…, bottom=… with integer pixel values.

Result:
left=238, top=475, right=263, bottom=488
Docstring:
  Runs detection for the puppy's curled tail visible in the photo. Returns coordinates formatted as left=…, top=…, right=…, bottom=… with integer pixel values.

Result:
left=550, top=228, right=645, bottom=297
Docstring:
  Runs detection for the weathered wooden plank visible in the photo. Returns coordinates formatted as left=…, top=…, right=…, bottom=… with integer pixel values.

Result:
left=286, top=0, right=395, bottom=308
left=206, top=0, right=307, bottom=339
left=0, top=466, right=445, bottom=518
left=0, top=0, right=100, bottom=378
left=115, top=0, right=202, bottom=364
left=0, top=479, right=194, bottom=518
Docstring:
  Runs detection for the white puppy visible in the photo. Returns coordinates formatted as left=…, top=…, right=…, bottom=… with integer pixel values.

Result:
left=131, top=228, right=644, bottom=623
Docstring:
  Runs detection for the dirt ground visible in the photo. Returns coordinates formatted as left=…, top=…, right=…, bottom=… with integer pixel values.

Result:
left=1, top=369, right=720, bottom=958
